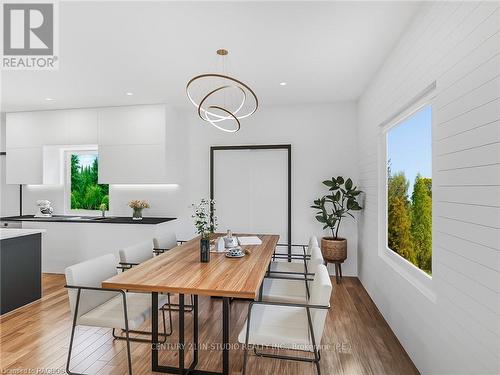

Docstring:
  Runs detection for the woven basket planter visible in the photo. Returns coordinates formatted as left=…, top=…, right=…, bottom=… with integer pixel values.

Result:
left=320, top=237, right=347, bottom=262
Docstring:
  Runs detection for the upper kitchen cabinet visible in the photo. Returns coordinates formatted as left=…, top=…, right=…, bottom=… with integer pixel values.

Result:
left=68, top=109, right=99, bottom=144
left=98, top=144, right=167, bottom=184
left=97, top=105, right=169, bottom=184
left=6, top=111, right=70, bottom=148
left=6, top=109, right=99, bottom=150
left=98, top=105, right=165, bottom=145
left=5, top=104, right=173, bottom=185
left=5, top=147, right=43, bottom=184
left=5, top=109, right=99, bottom=184
left=6, top=110, right=69, bottom=184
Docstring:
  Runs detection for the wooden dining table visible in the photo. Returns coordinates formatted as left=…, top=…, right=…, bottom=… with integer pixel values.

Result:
left=102, top=233, right=280, bottom=375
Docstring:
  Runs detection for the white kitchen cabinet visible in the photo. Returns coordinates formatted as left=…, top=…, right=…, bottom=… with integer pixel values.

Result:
left=68, top=109, right=98, bottom=144
left=98, top=144, right=167, bottom=184
left=98, top=105, right=165, bottom=145
left=97, top=105, right=169, bottom=183
left=6, top=111, right=70, bottom=147
left=6, top=109, right=98, bottom=184
left=6, top=108, right=98, bottom=149
left=6, top=110, right=70, bottom=184
left=6, top=147, right=43, bottom=184
left=6, top=104, right=171, bottom=185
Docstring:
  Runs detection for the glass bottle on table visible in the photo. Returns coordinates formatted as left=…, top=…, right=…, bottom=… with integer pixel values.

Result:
left=224, top=230, right=233, bottom=248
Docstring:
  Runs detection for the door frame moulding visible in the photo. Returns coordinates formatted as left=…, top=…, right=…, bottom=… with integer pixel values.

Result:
left=209, top=144, right=292, bottom=259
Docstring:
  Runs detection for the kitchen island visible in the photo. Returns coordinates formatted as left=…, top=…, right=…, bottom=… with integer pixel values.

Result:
left=0, top=216, right=178, bottom=273
left=0, top=228, right=45, bottom=315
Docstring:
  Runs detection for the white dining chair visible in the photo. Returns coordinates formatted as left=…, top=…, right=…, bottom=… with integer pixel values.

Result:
left=119, top=240, right=156, bottom=265
left=118, top=241, right=173, bottom=341
left=268, top=245, right=324, bottom=279
left=261, top=262, right=325, bottom=304
left=65, top=254, right=167, bottom=375
left=239, top=264, right=332, bottom=375
left=272, top=235, right=319, bottom=258
left=153, top=231, right=185, bottom=254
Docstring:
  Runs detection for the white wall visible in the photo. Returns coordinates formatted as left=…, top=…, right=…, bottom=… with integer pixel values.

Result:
left=9, top=102, right=360, bottom=275
left=357, top=2, right=500, bottom=375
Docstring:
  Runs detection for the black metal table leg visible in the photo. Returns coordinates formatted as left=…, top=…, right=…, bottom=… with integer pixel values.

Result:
left=222, top=297, right=230, bottom=375
left=193, top=295, right=199, bottom=365
left=150, top=292, right=228, bottom=375
left=152, top=292, right=159, bottom=371
left=179, top=294, right=185, bottom=374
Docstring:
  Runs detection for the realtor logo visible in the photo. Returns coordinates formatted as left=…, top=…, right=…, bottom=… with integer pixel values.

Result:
left=2, top=1, right=59, bottom=69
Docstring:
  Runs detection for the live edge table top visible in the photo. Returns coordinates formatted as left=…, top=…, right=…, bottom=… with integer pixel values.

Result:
left=102, top=234, right=280, bottom=299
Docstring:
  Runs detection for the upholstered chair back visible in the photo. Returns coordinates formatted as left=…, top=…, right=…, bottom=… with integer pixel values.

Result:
left=308, top=264, right=332, bottom=344
left=119, top=240, right=153, bottom=264
left=65, top=254, right=118, bottom=318
left=153, top=232, right=177, bottom=251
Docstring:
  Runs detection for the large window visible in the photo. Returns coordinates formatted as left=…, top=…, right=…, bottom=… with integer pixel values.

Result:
left=68, top=151, right=109, bottom=211
left=386, top=105, right=432, bottom=275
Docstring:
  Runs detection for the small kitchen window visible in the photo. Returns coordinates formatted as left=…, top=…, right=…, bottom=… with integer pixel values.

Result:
left=64, top=150, right=109, bottom=214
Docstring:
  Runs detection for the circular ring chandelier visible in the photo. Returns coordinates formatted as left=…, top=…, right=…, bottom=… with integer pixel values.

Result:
left=186, top=49, right=258, bottom=133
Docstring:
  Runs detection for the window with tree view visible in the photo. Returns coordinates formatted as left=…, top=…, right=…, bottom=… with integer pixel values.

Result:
left=387, top=106, right=432, bottom=275
left=70, top=153, right=109, bottom=211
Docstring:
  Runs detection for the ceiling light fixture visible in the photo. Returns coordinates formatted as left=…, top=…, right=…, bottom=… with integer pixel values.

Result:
left=45, top=97, right=54, bottom=101
left=279, top=82, right=287, bottom=86
left=186, top=49, right=258, bottom=133
left=125, top=92, right=134, bottom=96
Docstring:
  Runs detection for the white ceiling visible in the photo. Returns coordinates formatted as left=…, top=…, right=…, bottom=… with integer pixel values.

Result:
left=0, top=1, right=421, bottom=112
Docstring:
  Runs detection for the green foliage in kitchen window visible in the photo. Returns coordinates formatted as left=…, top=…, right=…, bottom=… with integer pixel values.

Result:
left=70, top=154, right=109, bottom=210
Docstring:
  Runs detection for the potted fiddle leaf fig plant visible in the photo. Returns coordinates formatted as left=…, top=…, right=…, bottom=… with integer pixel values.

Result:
left=311, top=176, right=363, bottom=262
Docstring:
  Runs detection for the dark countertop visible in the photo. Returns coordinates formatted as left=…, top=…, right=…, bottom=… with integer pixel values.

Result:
left=1, top=215, right=177, bottom=225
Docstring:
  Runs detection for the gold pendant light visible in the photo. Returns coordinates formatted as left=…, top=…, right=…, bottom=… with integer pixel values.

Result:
left=186, top=49, right=258, bottom=133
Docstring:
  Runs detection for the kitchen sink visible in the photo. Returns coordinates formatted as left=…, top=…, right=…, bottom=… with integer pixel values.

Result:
left=21, top=216, right=78, bottom=221
left=18, top=216, right=114, bottom=222
left=69, top=216, right=113, bottom=221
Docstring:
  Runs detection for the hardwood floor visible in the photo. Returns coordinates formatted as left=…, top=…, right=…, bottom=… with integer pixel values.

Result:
left=0, top=274, right=419, bottom=375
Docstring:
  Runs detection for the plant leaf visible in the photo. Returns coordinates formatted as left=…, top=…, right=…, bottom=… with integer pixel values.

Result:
left=315, top=215, right=327, bottom=223
left=345, top=178, right=353, bottom=190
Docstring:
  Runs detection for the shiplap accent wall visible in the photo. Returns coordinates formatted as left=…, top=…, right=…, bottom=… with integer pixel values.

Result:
left=357, top=2, right=500, bottom=374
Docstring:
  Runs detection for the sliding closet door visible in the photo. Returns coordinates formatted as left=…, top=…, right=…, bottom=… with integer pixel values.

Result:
left=213, top=148, right=288, bottom=243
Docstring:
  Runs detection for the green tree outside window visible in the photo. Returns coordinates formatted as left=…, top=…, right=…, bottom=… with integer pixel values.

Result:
left=387, top=167, right=432, bottom=274
left=70, top=154, right=109, bottom=211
